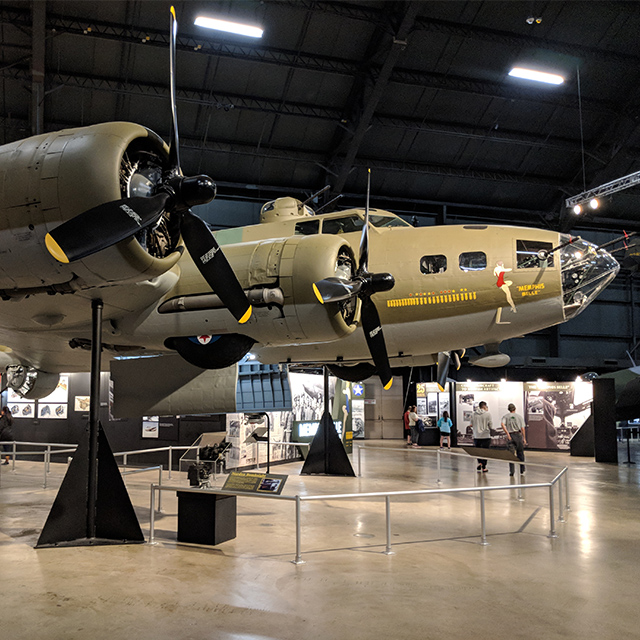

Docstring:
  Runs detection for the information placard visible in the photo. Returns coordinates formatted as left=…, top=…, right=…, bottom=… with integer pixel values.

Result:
left=222, top=471, right=287, bottom=495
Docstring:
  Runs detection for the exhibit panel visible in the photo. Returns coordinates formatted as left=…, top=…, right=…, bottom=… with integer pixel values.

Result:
left=455, top=380, right=593, bottom=450
left=225, top=411, right=297, bottom=470
left=456, top=381, right=525, bottom=446
left=525, top=381, right=592, bottom=450
left=416, top=382, right=452, bottom=446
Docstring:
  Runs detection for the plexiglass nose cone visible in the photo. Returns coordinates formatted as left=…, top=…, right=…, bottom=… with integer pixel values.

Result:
left=561, top=238, right=619, bottom=320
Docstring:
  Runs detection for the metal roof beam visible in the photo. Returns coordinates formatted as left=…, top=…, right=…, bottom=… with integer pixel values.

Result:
left=0, top=7, right=618, bottom=115
left=1, top=65, right=624, bottom=162
left=331, top=2, right=421, bottom=195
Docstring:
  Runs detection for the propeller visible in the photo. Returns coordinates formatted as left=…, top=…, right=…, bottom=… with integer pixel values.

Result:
left=313, top=170, right=395, bottom=389
left=435, top=349, right=465, bottom=392
left=44, top=6, right=252, bottom=325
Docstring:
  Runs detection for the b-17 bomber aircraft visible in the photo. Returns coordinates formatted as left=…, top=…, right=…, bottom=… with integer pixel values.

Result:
left=0, top=9, right=620, bottom=411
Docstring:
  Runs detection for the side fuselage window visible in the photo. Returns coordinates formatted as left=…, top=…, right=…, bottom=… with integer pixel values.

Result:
left=321, top=215, right=364, bottom=235
left=517, top=240, right=554, bottom=268
left=420, top=255, right=447, bottom=274
left=295, top=219, right=320, bottom=235
left=459, top=251, right=487, bottom=272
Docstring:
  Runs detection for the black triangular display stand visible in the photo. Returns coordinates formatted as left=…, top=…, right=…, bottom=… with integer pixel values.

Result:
left=300, top=410, right=355, bottom=476
left=36, top=421, right=145, bottom=548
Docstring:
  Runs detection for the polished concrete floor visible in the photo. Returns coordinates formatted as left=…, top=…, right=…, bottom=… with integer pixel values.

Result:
left=1, top=439, right=639, bottom=640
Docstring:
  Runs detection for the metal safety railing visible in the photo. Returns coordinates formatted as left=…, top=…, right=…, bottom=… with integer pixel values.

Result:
left=148, top=448, right=570, bottom=564
left=356, top=444, right=571, bottom=515
left=0, top=440, right=77, bottom=488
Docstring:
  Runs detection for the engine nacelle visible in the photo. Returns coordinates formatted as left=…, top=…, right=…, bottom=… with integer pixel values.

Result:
left=5, top=365, right=60, bottom=400
left=0, top=122, right=181, bottom=293
left=223, top=234, right=361, bottom=344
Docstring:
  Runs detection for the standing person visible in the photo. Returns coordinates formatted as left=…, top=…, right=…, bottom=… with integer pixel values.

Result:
left=0, top=406, right=14, bottom=465
left=403, top=407, right=412, bottom=445
left=501, top=403, right=527, bottom=476
left=437, top=411, right=452, bottom=449
left=472, top=401, right=492, bottom=472
left=408, top=405, right=420, bottom=448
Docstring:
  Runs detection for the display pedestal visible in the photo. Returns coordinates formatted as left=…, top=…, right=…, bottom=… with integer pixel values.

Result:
left=176, top=492, right=236, bottom=545
left=417, top=427, right=440, bottom=446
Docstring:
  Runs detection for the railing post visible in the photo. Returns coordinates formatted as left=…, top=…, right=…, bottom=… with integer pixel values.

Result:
left=158, top=467, right=163, bottom=513
left=168, top=446, right=173, bottom=480
left=293, top=496, right=305, bottom=565
left=548, top=484, right=558, bottom=538
left=357, top=446, right=362, bottom=477
left=43, top=449, right=49, bottom=489
left=558, top=477, right=565, bottom=523
left=516, top=470, right=524, bottom=502
left=480, top=490, right=489, bottom=545
left=122, top=453, right=127, bottom=471
left=149, top=485, right=156, bottom=543
left=384, top=496, right=395, bottom=555
left=11, top=442, right=16, bottom=470
left=46, top=444, right=51, bottom=474
left=564, top=468, right=571, bottom=511
left=436, top=449, right=442, bottom=484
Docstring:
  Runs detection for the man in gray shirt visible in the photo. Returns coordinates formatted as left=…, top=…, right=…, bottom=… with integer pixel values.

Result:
left=471, top=401, right=492, bottom=472
left=501, top=403, right=527, bottom=476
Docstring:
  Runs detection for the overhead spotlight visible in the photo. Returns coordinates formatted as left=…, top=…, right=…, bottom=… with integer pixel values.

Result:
left=508, top=67, right=564, bottom=85
left=535, top=17, right=542, bottom=24
left=573, top=204, right=583, bottom=215
left=526, top=16, right=535, bottom=24
left=589, top=198, right=599, bottom=210
left=194, top=16, right=263, bottom=38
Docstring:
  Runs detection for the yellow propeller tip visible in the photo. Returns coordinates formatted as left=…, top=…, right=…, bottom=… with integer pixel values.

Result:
left=45, top=234, right=69, bottom=264
left=170, top=6, right=176, bottom=18
left=437, top=384, right=445, bottom=392
left=383, top=378, right=393, bottom=391
left=238, top=306, right=252, bottom=324
left=312, top=283, right=325, bottom=304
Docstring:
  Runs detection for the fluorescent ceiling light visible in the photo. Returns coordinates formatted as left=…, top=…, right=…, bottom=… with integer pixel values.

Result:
left=194, top=16, right=263, bottom=38
left=508, top=67, right=564, bottom=85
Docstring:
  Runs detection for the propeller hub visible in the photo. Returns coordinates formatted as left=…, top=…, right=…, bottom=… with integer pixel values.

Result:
left=362, top=272, right=395, bottom=295
left=180, top=175, right=217, bottom=208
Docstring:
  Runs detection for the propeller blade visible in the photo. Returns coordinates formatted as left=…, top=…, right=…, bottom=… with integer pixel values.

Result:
left=312, top=277, right=363, bottom=304
left=453, top=348, right=465, bottom=370
left=358, top=168, right=371, bottom=274
left=360, top=295, right=392, bottom=390
left=180, top=210, right=252, bottom=324
left=436, top=352, right=451, bottom=392
left=168, top=6, right=181, bottom=173
left=45, top=193, right=170, bottom=263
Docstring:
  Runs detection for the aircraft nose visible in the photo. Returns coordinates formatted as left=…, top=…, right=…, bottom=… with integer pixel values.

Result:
left=561, top=238, right=619, bottom=320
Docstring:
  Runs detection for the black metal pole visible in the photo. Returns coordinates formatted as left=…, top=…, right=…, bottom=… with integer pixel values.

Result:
left=625, top=429, right=635, bottom=465
left=86, top=298, right=103, bottom=538
left=323, top=366, right=330, bottom=473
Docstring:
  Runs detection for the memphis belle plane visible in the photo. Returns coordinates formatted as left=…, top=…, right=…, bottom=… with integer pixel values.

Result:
left=0, top=10, right=620, bottom=406
left=0, top=117, right=619, bottom=403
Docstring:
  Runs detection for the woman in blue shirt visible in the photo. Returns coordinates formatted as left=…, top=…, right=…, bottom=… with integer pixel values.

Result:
left=437, top=411, right=453, bottom=450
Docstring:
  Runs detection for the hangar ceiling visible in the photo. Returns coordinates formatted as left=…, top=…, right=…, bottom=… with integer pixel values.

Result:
left=3, top=0, right=640, bottom=234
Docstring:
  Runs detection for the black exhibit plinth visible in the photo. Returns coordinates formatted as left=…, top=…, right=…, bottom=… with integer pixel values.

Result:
left=36, top=422, right=145, bottom=548
left=300, top=410, right=355, bottom=476
left=593, top=377, right=618, bottom=464
left=177, top=492, right=237, bottom=545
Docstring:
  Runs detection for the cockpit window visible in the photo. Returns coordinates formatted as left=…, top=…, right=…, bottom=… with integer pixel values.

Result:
left=459, top=251, right=487, bottom=272
left=321, top=213, right=409, bottom=234
left=295, top=219, right=320, bottom=236
left=517, top=240, right=554, bottom=268
left=370, top=215, right=410, bottom=228
left=420, top=255, right=447, bottom=274
left=322, top=215, right=364, bottom=235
